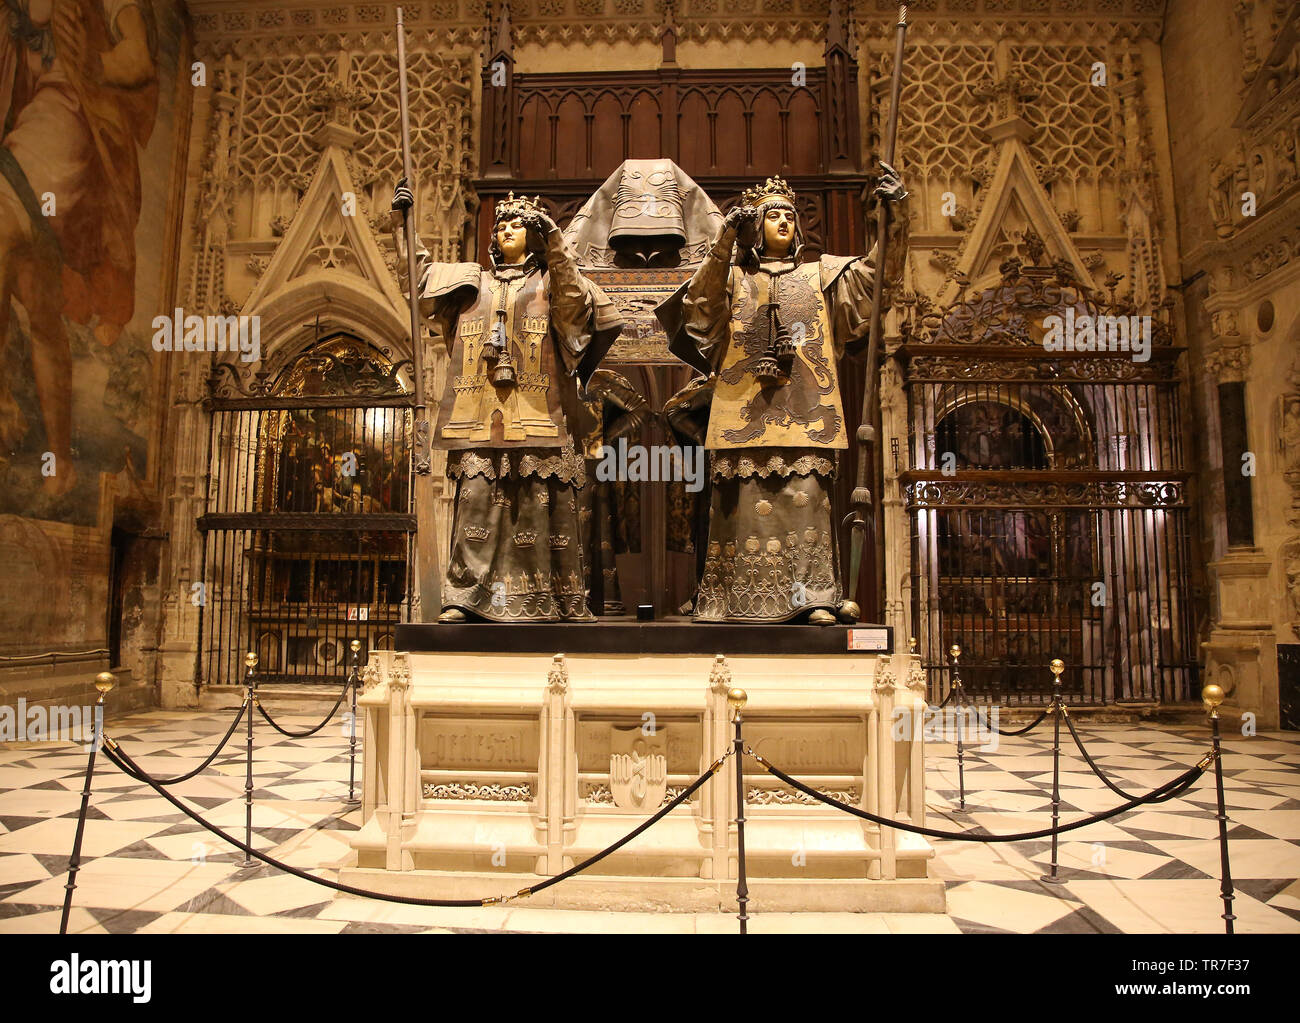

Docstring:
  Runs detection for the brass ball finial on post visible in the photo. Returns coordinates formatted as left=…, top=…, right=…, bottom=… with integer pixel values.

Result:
left=727, top=687, right=748, bottom=719
left=1201, top=682, right=1235, bottom=934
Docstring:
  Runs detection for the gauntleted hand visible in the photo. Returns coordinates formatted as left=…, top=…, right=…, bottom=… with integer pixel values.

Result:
left=722, top=204, right=759, bottom=246
left=873, top=161, right=908, bottom=204
left=391, top=178, right=414, bottom=212
left=520, top=209, right=558, bottom=236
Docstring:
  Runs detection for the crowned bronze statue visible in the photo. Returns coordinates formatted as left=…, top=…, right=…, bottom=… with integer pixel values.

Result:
left=392, top=185, right=624, bottom=622
left=656, top=166, right=907, bottom=625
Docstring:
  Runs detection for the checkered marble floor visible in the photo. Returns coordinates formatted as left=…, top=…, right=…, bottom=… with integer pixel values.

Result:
left=1, top=707, right=1297, bottom=934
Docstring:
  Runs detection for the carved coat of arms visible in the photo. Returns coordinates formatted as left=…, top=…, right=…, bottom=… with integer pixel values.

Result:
left=609, top=724, right=668, bottom=811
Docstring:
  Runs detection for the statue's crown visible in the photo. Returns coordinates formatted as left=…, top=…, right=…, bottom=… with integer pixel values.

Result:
left=495, top=191, right=544, bottom=221
left=742, top=176, right=797, bottom=211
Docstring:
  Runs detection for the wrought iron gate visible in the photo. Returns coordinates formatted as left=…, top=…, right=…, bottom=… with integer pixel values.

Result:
left=198, top=337, right=415, bottom=686
left=899, top=262, right=1197, bottom=705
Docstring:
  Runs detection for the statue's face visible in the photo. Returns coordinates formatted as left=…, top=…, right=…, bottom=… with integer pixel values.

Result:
left=496, top=217, right=528, bottom=264
left=761, top=205, right=795, bottom=257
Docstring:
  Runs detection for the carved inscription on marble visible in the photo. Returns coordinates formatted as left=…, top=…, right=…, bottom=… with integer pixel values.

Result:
left=419, top=716, right=538, bottom=771
left=746, top=721, right=864, bottom=775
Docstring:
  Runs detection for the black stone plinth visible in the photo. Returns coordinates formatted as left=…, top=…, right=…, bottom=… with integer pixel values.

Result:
left=395, top=617, right=893, bottom=656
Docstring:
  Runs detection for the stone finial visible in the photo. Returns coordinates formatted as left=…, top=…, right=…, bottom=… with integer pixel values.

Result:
left=389, top=652, right=411, bottom=690
left=547, top=653, right=569, bottom=693
left=708, top=654, right=732, bottom=694
left=874, top=666, right=897, bottom=693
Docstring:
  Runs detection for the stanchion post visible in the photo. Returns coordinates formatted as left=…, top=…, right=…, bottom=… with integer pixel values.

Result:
left=1040, top=657, right=1066, bottom=885
left=347, top=639, right=362, bottom=805
left=950, top=643, right=966, bottom=812
left=60, top=671, right=115, bottom=935
left=242, top=652, right=257, bottom=869
left=1203, top=683, right=1235, bottom=934
left=729, top=686, right=749, bottom=935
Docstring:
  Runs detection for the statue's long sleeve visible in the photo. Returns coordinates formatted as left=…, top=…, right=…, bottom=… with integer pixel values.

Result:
left=679, top=226, right=737, bottom=374
left=822, top=203, right=909, bottom=357
left=543, top=225, right=624, bottom=387
left=392, top=217, right=479, bottom=355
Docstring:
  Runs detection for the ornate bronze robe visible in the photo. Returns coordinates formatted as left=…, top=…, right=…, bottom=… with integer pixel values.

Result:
left=411, top=228, right=623, bottom=621
left=660, top=241, right=880, bottom=622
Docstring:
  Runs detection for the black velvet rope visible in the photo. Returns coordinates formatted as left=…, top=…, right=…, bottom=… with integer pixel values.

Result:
left=254, top=677, right=351, bottom=739
left=972, top=703, right=1051, bottom=737
left=1061, top=712, right=1190, bottom=805
left=113, top=701, right=249, bottom=786
left=748, top=750, right=1205, bottom=843
left=102, top=742, right=483, bottom=907
left=100, top=739, right=728, bottom=909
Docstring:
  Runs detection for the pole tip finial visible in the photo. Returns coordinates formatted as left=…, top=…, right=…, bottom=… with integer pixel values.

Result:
left=1050, top=658, right=1065, bottom=677
left=727, top=687, right=748, bottom=712
left=949, top=643, right=961, bottom=662
left=1202, top=683, right=1225, bottom=711
left=245, top=652, right=258, bottom=669
left=94, top=671, right=116, bottom=695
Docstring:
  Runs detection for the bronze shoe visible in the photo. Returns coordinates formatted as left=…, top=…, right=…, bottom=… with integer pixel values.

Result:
left=808, top=609, right=836, bottom=626
left=438, top=607, right=468, bottom=623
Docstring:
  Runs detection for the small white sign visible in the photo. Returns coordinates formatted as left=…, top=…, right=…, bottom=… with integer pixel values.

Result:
left=847, top=628, right=889, bottom=652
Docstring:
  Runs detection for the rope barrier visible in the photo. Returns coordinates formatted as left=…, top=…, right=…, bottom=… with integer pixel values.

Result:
left=526, top=751, right=730, bottom=897
left=745, top=746, right=1208, bottom=843
left=113, top=699, right=249, bottom=787
left=254, top=676, right=351, bottom=739
left=1060, top=711, right=1192, bottom=805
left=979, top=704, right=1051, bottom=737
left=99, top=738, right=730, bottom=910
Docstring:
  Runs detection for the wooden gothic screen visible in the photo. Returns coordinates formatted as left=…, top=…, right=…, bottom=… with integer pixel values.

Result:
left=472, top=6, right=885, bottom=617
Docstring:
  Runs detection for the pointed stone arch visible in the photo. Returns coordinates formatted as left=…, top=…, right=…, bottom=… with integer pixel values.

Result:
left=955, top=131, right=1096, bottom=295
left=239, top=146, right=412, bottom=376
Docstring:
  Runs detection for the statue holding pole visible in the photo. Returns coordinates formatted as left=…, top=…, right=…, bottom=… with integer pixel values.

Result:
left=390, top=14, right=624, bottom=621
left=654, top=2, right=909, bottom=625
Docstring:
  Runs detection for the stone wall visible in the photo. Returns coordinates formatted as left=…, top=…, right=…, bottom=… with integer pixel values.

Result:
left=1163, top=1, right=1300, bottom=727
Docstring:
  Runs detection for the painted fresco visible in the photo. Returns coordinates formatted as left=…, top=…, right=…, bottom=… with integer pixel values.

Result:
left=0, top=0, right=182, bottom=526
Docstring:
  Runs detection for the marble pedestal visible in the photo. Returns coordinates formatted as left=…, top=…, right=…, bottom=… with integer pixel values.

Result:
left=343, top=627, right=943, bottom=913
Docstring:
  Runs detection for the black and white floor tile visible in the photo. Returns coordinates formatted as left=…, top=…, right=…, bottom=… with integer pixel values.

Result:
left=1, top=706, right=1297, bottom=933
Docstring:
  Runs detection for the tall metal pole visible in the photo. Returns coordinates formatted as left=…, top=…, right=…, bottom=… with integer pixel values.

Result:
left=729, top=688, right=750, bottom=934
left=845, top=3, right=908, bottom=617
left=346, top=639, right=361, bottom=805
left=396, top=7, right=430, bottom=479
left=61, top=672, right=115, bottom=934
left=950, top=643, right=966, bottom=812
left=242, top=652, right=257, bottom=868
left=1203, top=683, right=1235, bottom=934
left=1041, top=658, right=1066, bottom=884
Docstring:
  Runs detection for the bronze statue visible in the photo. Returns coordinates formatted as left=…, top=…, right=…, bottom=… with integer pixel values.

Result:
left=576, top=368, right=647, bottom=614
left=657, top=167, right=907, bottom=624
left=392, top=185, right=623, bottom=622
